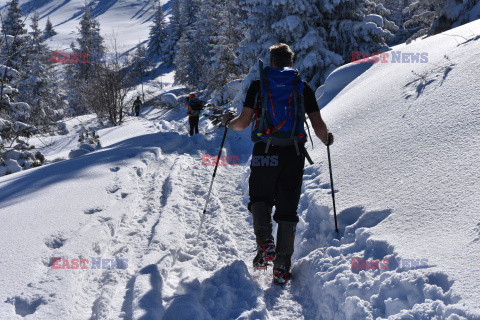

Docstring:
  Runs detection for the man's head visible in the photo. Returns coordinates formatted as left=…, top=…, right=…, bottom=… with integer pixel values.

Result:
left=269, top=43, right=294, bottom=68
left=137, top=96, right=140, bottom=100
left=189, top=93, right=196, bottom=100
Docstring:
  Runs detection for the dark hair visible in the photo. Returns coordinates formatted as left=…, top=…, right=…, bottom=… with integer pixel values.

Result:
left=269, top=43, right=294, bottom=68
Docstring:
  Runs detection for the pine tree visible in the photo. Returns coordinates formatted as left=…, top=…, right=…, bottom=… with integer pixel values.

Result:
left=174, top=29, right=203, bottom=88
left=430, top=0, right=480, bottom=35
left=64, top=4, right=105, bottom=115
left=0, top=3, right=42, bottom=173
left=270, top=0, right=342, bottom=87
left=147, top=3, right=167, bottom=58
left=173, top=0, right=203, bottom=88
left=43, top=17, right=57, bottom=39
left=205, top=0, right=246, bottom=93
left=64, top=42, right=86, bottom=115
left=237, top=0, right=391, bottom=88
left=163, top=0, right=182, bottom=65
left=403, top=0, right=479, bottom=43
left=16, top=12, right=63, bottom=132
left=366, top=0, right=403, bottom=45
left=1, top=0, right=26, bottom=37
left=403, top=0, right=441, bottom=43
left=236, top=0, right=279, bottom=71
left=0, top=0, right=31, bottom=130
left=0, top=0, right=28, bottom=69
left=321, top=0, right=391, bottom=61
left=75, top=4, right=105, bottom=80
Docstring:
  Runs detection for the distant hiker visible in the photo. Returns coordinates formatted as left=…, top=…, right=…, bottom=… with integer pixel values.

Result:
left=133, top=96, right=142, bottom=117
left=185, top=93, right=204, bottom=136
left=222, top=43, right=334, bottom=285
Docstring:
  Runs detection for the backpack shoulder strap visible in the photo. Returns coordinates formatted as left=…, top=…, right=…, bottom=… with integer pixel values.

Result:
left=257, top=60, right=270, bottom=141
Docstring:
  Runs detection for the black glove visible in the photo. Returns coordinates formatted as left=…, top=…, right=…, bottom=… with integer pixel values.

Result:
left=327, top=132, right=334, bottom=146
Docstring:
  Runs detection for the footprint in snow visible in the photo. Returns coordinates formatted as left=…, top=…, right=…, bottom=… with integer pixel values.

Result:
left=107, top=185, right=121, bottom=194
left=84, top=208, right=103, bottom=215
left=319, top=183, right=331, bottom=189
left=44, top=234, right=67, bottom=249
left=110, top=166, right=121, bottom=172
left=5, top=296, right=45, bottom=317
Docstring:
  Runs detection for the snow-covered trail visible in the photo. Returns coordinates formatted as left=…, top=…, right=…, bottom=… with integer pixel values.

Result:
left=2, top=105, right=479, bottom=319
left=87, top=111, right=480, bottom=319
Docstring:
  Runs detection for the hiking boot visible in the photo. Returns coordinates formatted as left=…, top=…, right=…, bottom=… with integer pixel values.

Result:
left=273, top=267, right=292, bottom=285
left=253, top=239, right=275, bottom=270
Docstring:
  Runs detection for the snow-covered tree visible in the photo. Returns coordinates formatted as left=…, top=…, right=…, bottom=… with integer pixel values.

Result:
left=434, top=0, right=480, bottom=33
left=237, top=0, right=391, bottom=88
left=63, top=42, right=86, bottom=116
left=174, top=0, right=204, bottom=88
left=236, top=0, right=279, bottom=71
left=64, top=4, right=105, bottom=114
left=204, top=0, right=246, bottom=93
left=404, top=0, right=480, bottom=43
left=147, top=3, right=167, bottom=58
left=0, top=0, right=31, bottom=136
left=374, top=0, right=420, bottom=44
left=163, top=0, right=182, bottom=65
left=0, top=39, right=42, bottom=176
left=16, top=12, right=63, bottom=132
left=319, top=1, right=391, bottom=69
left=174, top=29, right=204, bottom=88
left=43, top=17, right=57, bottom=39
left=0, top=0, right=28, bottom=69
left=0, top=3, right=47, bottom=176
left=367, top=0, right=404, bottom=44
left=403, top=0, right=444, bottom=43
left=74, top=4, right=105, bottom=80
left=1, top=0, right=25, bottom=37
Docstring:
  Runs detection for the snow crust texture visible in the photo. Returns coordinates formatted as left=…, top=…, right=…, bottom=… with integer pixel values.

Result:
left=1, top=17, right=480, bottom=320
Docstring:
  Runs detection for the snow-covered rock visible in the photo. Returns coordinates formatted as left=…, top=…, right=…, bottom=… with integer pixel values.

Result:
left=159, top=93, right=178, bottom=108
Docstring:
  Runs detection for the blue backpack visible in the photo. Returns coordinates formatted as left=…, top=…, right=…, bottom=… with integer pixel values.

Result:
left=251, top=60, right=312, bottom=160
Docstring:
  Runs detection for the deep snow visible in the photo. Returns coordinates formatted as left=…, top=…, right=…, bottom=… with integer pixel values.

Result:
left=0, top=9, right=479, bottom=320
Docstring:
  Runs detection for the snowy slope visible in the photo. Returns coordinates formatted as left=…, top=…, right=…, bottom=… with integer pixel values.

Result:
left=0, top=0, right=167, bottom=51
left=311, top=19, right=480, bottom=314
left=1, top=17, right=480, bottom=320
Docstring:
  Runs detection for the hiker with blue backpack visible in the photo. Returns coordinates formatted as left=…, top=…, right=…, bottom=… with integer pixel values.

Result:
left=222, top=43, right=334, bottom=285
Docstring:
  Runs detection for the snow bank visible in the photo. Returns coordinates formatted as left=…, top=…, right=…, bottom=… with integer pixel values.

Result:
left=307, top=19, right=480, bottom=314
left=315, top=62, right=373, bottom=109
left=159, top=93, right=179, bottom=108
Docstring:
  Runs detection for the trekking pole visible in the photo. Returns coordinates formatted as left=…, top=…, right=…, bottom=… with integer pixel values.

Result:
left=327, top=144, right=340, bottom=238
left=194, top=124, right=229, bottom=246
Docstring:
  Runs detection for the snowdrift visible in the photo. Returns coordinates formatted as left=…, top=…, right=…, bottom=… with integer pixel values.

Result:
left=0, top=16, right=479, bottom=320
left=306, top=19, right=480, bottom=316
